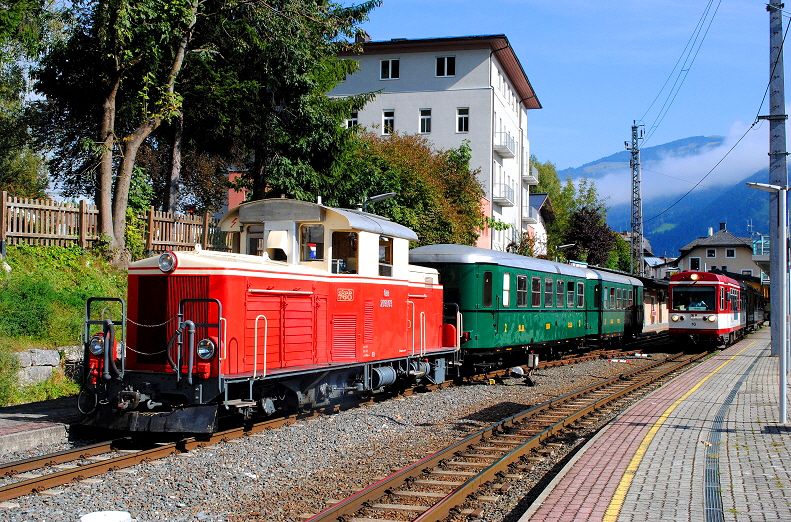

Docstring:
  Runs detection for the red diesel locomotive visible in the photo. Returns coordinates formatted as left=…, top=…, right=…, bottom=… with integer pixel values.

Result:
left=81, top=199, right=459, bottom=432
left=668, top=271, right=763, bottom=346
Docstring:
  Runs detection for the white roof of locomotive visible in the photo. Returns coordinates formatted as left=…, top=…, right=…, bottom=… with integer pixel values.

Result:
left=220, top=198, right=418, bottom=241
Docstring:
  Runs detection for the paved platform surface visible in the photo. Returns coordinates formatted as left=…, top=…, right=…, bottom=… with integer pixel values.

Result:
left=0, top=396, right=80, bottom=456
left=521, top=327, right=790, bottom=522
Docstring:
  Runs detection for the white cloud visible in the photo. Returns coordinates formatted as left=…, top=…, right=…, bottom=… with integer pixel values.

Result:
left=582, top=121, right=769, bottom=206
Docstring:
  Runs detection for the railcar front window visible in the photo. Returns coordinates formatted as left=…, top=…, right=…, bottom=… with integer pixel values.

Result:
left=671, top=286, right=716, bottom=311
left=483, top=271, right=493, bottom=307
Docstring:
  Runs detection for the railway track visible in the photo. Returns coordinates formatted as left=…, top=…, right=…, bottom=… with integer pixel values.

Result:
left=0, top=339, right=669, bottom=504
left=306, top=350, right=705, bottom=522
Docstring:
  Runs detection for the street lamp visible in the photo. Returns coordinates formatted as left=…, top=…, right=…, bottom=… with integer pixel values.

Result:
left=362, top=192, right=397, bottom=213
left=747, top=181, right=788, bottom=423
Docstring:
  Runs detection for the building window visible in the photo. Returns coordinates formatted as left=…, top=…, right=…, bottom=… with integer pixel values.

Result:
left=721, top=266, right=727, bottom=272
left=346, top=111, right=358, bottom=129
left=741, top=269, right=753, bottom=276
left=726, top=249, right=735, bottom=258
left=420, top=109, right=431, bottom=133
left=531, top=276, right=541, bottom=307
left=457, top=108, right=469, bottom=132
left=436, top=56, right=455, bottom=77
left=706, top=249, right=716, bottom=258
left=380, top=59, right=399, bottom=80
left=383, top=110, right=394, bottom=135
left=690, top=257, right=701, bottom=271
left=517, top=275, right=528, bottom=307
left=300, top=224, right=324, bottom=261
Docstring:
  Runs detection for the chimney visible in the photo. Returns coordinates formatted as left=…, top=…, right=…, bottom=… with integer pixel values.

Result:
left=355, top=30, right=371, bottom=43
left=719, top=222, right=726, bottom=231
left=708, top=227, right=713, bottom=236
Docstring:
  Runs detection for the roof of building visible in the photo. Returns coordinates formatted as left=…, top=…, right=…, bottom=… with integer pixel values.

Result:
left=679, top=229, right=752, bottom=253
left=529, top=193, right=555, bottom=222
left=342, top=34, right=541, bottom=110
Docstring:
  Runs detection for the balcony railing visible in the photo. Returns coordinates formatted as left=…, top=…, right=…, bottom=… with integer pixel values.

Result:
left=522, top=164, right=539, bottom=185
left=492, top=183, right=515, bottom=207
left=521, top=205, right=539, bottom=224
left=493, top=132, right=516, bottom=158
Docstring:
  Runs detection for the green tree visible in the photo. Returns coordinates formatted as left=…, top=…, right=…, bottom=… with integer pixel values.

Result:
left=333, top=131, right=484, bottom=245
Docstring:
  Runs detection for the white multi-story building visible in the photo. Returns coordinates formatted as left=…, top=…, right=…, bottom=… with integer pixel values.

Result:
left=331, top=34, right=542, bottom=250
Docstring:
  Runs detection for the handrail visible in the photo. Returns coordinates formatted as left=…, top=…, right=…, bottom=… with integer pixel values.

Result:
left=249, top=289, right=314, bottom=296
left=420, top=312, right=426, bottom=356
left=456, top=311, right=463, bottom=352
left=254, top=315, right=268, bottom=378
left=407, top=300, right=415, bottom=356
left=84, top=297, right=126, bottom=377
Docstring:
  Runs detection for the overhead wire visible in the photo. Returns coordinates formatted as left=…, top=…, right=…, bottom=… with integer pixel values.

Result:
left=644, top=8, right=791, bottom=224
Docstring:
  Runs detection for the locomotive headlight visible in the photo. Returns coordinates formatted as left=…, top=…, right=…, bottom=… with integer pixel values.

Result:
left=197, top=338, right=216, bottom=359
left=671, top=315, right=681, bottom=322
left=707, top=315, right=717, bottom=322
left=158, top=252, right=178, bottom=273
left=89, top=336, right=105, bottom=356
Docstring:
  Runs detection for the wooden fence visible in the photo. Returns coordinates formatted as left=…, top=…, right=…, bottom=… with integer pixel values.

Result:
left=0, top=191, right=226, bottom=254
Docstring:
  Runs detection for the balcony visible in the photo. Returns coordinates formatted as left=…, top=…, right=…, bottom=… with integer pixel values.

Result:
left=522, top=205, right=539, bottom=224
left=493, top=132, right=516, bottom=158
left=492, top=183, right=515, bottom=207
left=523, top=164, right=539, bottom=185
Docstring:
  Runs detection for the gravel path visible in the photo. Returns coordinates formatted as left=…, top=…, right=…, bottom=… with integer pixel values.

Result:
left=0, top=355, right=670, bottom=521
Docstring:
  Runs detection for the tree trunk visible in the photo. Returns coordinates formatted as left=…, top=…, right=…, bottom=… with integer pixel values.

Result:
left=98, top=78, right=119, bottom=248
left=168, top=112, right=183, bottom=214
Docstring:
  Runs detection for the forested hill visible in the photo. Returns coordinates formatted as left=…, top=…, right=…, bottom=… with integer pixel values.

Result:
left=557, top=136, right=770, bottom=258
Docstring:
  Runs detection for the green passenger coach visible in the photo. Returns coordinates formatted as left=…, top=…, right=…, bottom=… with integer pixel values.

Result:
left=409, top=245, right=644, bottom=369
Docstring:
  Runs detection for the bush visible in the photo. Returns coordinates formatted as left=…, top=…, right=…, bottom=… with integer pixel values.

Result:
left=0, top=348, right=20, bottom=406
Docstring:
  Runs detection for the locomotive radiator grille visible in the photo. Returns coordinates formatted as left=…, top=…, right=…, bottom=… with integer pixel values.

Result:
left=332, top=315, right=357, bottom=360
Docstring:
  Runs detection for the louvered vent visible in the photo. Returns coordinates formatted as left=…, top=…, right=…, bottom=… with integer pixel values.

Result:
left=332, top=315, right=357, bottom=360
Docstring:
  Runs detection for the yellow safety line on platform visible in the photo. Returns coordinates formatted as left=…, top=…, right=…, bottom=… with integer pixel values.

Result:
left=602, top=341, right=755, bottom=522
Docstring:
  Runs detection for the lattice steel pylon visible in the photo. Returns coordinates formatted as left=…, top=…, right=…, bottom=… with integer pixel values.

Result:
left=626, top=123, right=644, bottom=276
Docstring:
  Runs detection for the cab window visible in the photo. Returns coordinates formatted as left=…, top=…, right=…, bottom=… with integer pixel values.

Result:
left=331, top=232, right=358, bottom=273
left=378, top=236, right=393, bottom=276
left=300, top=224, right=324, bottom=261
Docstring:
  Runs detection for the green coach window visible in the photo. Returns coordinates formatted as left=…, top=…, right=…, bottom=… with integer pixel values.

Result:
left=531, top=277, right=541, bottom=307
left=556, top=280, right=564, bottom=308
left=544, top=278, right=554, bottom=307
left=483, top=271, right=493, bottom=308
left=503, top=272, right=511, bottom=307
left=517, top=275, right=528, bottom=307
left=567, top=281, right=575, bottom=307
left=577, top=282, right=585, bottom=308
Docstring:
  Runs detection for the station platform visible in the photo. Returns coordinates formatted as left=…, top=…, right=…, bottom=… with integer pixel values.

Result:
left=521, top=327, right=790, bottom=522
left=0, top=396, right=80, bottom=455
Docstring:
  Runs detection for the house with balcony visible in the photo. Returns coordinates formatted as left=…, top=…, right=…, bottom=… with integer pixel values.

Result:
left=331, top=34, right=542, bottom=250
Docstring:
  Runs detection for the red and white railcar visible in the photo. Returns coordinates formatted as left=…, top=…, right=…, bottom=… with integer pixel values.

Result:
left=668, top=271, right=745, bottom=346
left=81, top=199, right=458, bottom=432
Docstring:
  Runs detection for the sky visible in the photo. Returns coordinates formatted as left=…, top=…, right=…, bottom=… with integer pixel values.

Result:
left=356, top=0, right=776, bottom=206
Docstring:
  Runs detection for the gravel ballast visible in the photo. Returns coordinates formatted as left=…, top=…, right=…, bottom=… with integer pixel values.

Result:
left=0, top=355, right=672, bottom=521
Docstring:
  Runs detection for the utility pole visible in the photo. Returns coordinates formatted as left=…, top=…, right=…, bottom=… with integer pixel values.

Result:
left=625, top=122, right=644, bottom=276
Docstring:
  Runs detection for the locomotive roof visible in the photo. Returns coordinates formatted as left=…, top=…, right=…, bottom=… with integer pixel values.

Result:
left=220, top=198, right=418, bottom=241
left=409, top=244, right=588, bottom=278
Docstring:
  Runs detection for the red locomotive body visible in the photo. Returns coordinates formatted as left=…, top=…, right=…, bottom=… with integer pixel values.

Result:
left=668, top=271, right=752, bottom=346
left=81, top=199, right=458, bottom=432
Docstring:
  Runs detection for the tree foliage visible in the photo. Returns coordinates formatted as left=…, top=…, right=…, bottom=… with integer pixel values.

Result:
left=33, top=0, right=378, bottom=261
left=333, top=131, right=484, bottom=246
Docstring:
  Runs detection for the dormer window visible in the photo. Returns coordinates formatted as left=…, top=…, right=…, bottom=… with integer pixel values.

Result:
left=300, top=224, right=324, bottom=261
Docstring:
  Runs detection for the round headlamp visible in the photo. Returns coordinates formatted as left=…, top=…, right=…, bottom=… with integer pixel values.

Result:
left=707, top=315, right=717, bottom=322
left=671, top=315, right=681, bottom=322
left=158, top=252, right=178, bottom=273
left=89, top=336, right=105, bottom=356
left=197, top=338, right=216, bottom=360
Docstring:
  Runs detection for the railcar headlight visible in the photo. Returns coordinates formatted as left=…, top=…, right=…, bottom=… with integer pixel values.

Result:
left=158, top=252, right=178, bottom=273
left=671, top=315, right=681, bottom=322
left=707, top=315, right=717, bottom=322
left=89, top=336, right=105, bottom=356
left=197, top=338, right=216, bottom=360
